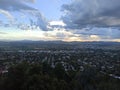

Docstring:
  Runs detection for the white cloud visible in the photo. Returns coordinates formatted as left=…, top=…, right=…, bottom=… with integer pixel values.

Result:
left=49, top=21, right=66, bottom=26
left=0, top=9, right=14, bottom=21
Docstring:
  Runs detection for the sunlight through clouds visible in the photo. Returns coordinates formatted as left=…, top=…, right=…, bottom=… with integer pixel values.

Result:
left=0, top=0, right=120, bottom=42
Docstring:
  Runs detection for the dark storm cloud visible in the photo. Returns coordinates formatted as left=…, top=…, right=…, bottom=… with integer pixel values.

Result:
left=61, top=0, right=120, bottom=29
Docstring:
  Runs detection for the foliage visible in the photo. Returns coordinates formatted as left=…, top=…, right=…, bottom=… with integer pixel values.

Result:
left=0, top=62, right=120, bottom=90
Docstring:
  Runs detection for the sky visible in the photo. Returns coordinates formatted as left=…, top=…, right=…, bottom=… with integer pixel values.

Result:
left=0, top=0, right=120, bottom=42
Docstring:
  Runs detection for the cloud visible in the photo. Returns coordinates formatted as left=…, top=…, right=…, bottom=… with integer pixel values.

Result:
left=49, top=21, right=66, bottom=26
left=0, top=31, right=7, bottom=34
left=47, top=21, right=66, bottom=30
left=35, top=13, right=48, bottom=31
left=0, top=0, right=36, bottom=11
left=23, top=0, right=35, bottom=3
left=61, top=0, right=120, bottom=29
left=0, top=0, right=48, bottom=31
left=73, top=28, right=120, bottom=40
left=0, top=9, right=14, bottom=21
left=43, top=29, right=81, bottom=42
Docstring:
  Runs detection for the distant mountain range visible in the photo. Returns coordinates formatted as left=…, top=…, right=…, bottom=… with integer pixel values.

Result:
left=0, top=40, right=120, bottom=46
